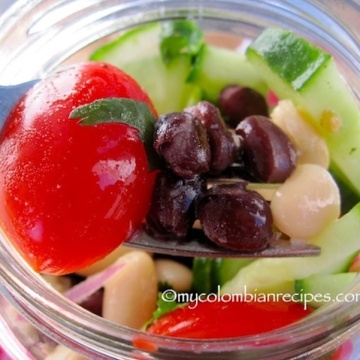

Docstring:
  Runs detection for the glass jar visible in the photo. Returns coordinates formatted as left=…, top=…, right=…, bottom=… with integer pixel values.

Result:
left=1, top=0, right=360, bottom=359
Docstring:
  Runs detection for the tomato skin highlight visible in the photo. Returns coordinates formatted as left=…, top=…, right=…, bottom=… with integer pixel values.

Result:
left=0, top=62, right=156, bottom=275
left=147, top=299, right=313, bottom=339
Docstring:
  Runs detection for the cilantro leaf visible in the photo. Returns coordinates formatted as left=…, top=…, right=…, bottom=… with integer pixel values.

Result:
left=152, top=291, right=179, bottom=320
left=160, top=20, right=204, bottom=66
left=69, top=98, right=160, bottom=171
left=143, top=291, right=185, bottom=330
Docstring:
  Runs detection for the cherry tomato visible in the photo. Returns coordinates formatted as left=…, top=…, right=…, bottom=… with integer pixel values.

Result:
left=147, top=299, right=312, bottom=338
left=0, top=62, right=157, bottom=275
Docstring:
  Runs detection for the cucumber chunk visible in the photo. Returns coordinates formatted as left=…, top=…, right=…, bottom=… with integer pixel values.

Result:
left=246, top=28, right=360, bottom=196
left=190, top=44, right=268, bottom=102
left=212, top=258, right=254, bottom=286
left=192, top=258, right=214, bottom=293
left=192, top=257, right=253, bottom=293
left=90, top=22, right=201, bottom=114
left=222, top=203, right=360, bottom=295
left=295, top=272, right=358, bottom=309
left=90, top=20, right=269, bottom=114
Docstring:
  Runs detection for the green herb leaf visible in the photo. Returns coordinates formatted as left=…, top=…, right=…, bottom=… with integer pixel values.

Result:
left=143, top=291, right=184, bottom=330
left=69, top=98, right=160, bottom=171
left=152, top=291, right=179, bottom=319
left=160, top=20, right=204, bottom=65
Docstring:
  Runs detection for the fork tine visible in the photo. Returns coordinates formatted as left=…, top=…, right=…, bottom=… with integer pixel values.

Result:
left=126, top=228, right=320, bottom=258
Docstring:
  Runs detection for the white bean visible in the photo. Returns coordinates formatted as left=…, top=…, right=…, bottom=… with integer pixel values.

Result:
left=42, top=274, right=72, bottom=294
left=155, top=259, right=193, bottom=292
left=270, top=164, right=340, bottom=239
left=102, top=251, right=158, bottom=329
left=271, top=100, right=330, bottom=168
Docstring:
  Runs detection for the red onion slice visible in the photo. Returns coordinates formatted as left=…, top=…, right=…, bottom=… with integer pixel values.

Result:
left=64, top=262, right=125, bottom=304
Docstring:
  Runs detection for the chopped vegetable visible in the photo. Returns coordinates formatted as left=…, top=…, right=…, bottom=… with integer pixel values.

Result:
left=246, top=28, right=360, bottom=196
left=64, top=262, right=125, bottom=304
left=159, top=20, right=204, bottom=65
left=90, top=22, right=202, bottom=114
left=190, top=44, right=268, bottom=101
left=222, top=203, right=360, bottom=295
left=295, top=272, right=357, bottom=308
left=192, top=257, right=253, bottom=293
left=90, top=20, right=268, bottom=112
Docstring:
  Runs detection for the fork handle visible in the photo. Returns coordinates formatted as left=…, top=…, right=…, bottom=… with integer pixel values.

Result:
left=0, top=80, right=39, bottom=125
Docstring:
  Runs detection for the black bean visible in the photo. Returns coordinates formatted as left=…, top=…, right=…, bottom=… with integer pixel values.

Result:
left=235, top=115, right=297, bottom=183
left=154, top=112, right=211, bottom=178
left=196, top=183, right=273, bottom=251
left=146, top=171, right=206, bottom=239
left=218, top=85, right=269, bottom=128
left=185, top=101, right=237, bottom=173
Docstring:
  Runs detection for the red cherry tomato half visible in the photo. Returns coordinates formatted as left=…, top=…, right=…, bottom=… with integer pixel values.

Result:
left=0, top=62, right=157, bottom=275
left=147, top=299, right=313, bottom=339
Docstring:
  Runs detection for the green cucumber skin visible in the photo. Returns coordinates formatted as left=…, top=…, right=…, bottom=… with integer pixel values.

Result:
left=91, top=21, right=269, bottom=114
left=191, top=44, right=268, bottom=102
left=212, top=258, right=254, bottom=286
left=246, top=28, right=360, bottom=196
left=221, top=203, right=360, bottom=295
left=90, top=23, right=201, bottom=114
left=192, top=258, right=214, bottom=294
left=192, top=258, right=253, bottom=294
left=247, top=28, right=331, bottom=92
left=117, top=55, right=201, bottom=114
left=90, top=22, right=160, bottom=64
left=295, top=272, right=357, bottom=308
